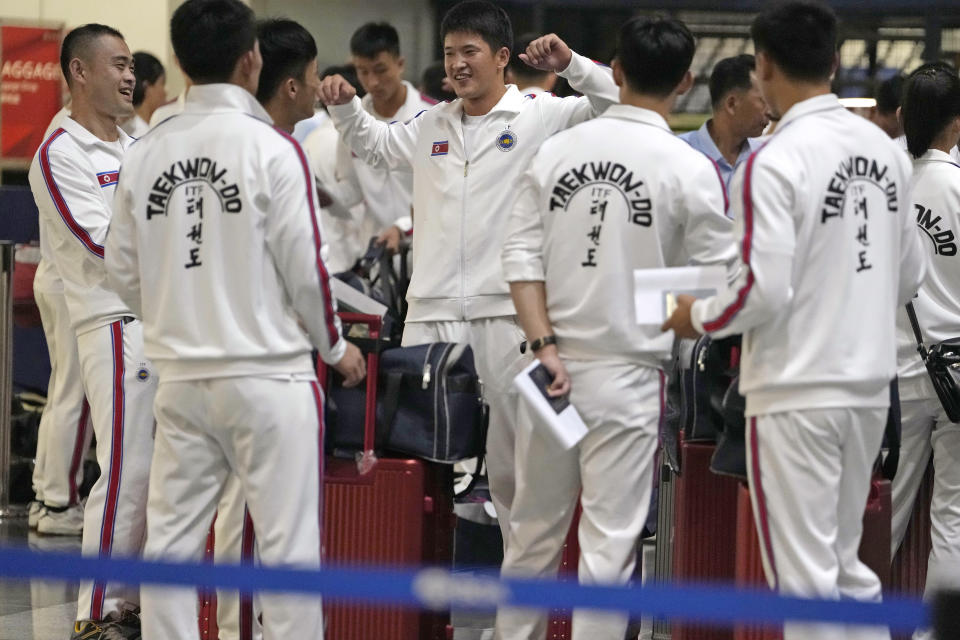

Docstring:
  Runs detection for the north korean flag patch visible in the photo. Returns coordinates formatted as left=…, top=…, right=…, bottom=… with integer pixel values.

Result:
left=431, top=140, right=449, bottom=156
left=97, top=170, right=119, bottom=188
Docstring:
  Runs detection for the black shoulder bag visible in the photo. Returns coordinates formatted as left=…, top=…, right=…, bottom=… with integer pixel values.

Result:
left=905, top=301, right=960, bottom=423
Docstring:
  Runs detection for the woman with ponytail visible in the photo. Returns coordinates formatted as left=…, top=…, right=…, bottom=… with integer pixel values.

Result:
left=892, top=61, right=960, bottom=640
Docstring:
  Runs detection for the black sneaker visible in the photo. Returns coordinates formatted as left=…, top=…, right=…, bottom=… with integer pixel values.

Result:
left=105, top=608, right=142, bottom=640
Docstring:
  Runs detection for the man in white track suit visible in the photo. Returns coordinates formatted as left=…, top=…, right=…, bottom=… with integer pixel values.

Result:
left=320, top=0, right=618, bottom=548
left=104, top=1, right=365, bottom=638
left=29, top=23, right=154, bottom=640
left=663, top=2, right=926, bottom=639
left=497, top=16, right=736, bottom=640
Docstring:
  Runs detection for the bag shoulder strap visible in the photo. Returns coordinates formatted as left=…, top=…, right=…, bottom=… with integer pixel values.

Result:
left=905, top=302, right=929, bottom=358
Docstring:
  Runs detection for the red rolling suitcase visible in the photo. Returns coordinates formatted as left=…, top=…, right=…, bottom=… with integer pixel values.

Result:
left=671, top=439, right=740, bottom=640
left=734, top=476, right=893, bottom=640
left=319, top=313, right=456, bottom=640
left=546, top=507, right=581, bottom=640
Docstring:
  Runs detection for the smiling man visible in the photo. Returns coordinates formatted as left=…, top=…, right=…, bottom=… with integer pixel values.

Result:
left=29, top=23, right=155, bottom=640
left=321, top=0, right=618, bottom=550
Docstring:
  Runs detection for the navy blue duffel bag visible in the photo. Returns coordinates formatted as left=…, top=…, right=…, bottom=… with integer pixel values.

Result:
left=325, top=342, right=487, bottom=464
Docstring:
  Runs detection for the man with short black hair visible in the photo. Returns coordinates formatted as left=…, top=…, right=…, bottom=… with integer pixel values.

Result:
left=334, top=21, right=438, bottom=254
left=680, top=54, right=768, bottom=196
left=30, top=22, right=153, bottom=640
left=498, top=15, right=735, bottom=640
left=105, top=1, right=364, bottom=638
left=506, top=32, right=557, bottom=96
left=206, top=23, right=322, bottom=639
left=872, top=73, right=905, bottom=140
left=256, top=17, right=320, bottom=126
left=663, top=3, right=924, bottom=639
left=321, top=0, right=618, bottom=551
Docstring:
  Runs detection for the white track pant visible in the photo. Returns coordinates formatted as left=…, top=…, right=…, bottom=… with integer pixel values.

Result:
left=495, top=361, right=661, bottom=640
left=33, top=287, right=92, bottom=508
left=890, top=396, right=960, bottom=640
left=75, top=319, right=156, bottom=621
left=748, top=408, right=891, bottom=640
left=141, top=376, right=324, bottom=640
left=403, top=317, right=530, bottom=547
left=215, top=475, right=263, bottom=640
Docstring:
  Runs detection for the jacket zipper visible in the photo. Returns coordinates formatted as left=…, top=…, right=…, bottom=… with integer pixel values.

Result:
left=461, top=159, right=469, bottom=319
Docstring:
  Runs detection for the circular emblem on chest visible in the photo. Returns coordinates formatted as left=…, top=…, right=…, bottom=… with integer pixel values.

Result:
left=496, top=129, right=517, bottom=152
left=136, top=367, right=150, bottom=382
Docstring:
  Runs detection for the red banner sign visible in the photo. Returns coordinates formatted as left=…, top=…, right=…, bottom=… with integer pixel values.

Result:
left=1, top=24, right=62, bottom=160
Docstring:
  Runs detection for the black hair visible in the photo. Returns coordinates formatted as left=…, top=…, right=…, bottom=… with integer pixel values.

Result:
left=320, top=63, right=366, bottom=100
left=875, top=74, right=906, bottom=115
left=440, top=0, right=512, bottom=57
left=709, top=54, right=755, bottom=108
left=902, top=62, right=960, bottom=159
left=350, top=22, right=400, bottom=59
left=420, top=61, right=456, bottom=102
left=255, top=18, right=318, bottom=104
left=60, top=23, right=125, bottom=87
left=509, top=32, right=550, bottom=82
left=616, top=17, right=695, bottom=98
left=751, top=0, right=837, bottom=82
left=170, top=0, right=256, bottom=84
left=131, top=51, right=164, bottom=106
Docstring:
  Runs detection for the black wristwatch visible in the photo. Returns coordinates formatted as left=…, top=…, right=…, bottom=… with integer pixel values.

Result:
left=529, top=334, right=557, bottom=352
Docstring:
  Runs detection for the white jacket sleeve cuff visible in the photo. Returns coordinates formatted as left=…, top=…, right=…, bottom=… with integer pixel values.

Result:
left=690, top=298, right=709, bottom=335
left=502, top=253, right=545, bottom=283
left=327, top=97, right=364, bottom=124
left=558, top=51, right=603, bottom=84
left=320, top=333, right=348, bottom=366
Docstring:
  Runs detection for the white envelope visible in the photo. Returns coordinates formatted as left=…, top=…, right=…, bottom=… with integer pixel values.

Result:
left=513, top=360, right=588, bottom=450
left=634, top=265, right=728, bottom=325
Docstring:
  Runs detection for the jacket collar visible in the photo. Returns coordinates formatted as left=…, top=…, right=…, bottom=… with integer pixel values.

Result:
left=916, top=148, right=959, bottom=167
left=438, top=84, right=526, bottom=121
left=601, top=104, right=671, bottom=132
left=60, top=115, right=129, bottom=150
left=183, top=83, right=273, bottom=124
left=776, top=93, right=843, bottom=132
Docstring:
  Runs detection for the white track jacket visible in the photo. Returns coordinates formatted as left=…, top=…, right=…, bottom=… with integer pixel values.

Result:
left=896, top=149, right=960, bottom=400
left=328, top=53, right=618, bottom=323
left=690, top=94, right=925, bottom=416
left=29, top=117, right=132, bottom=334
left=502, top=104, right=737, bottom=367
left=106, top=84, right=345, bottom=382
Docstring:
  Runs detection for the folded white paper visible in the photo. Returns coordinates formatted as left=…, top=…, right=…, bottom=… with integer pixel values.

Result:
left=513, top=360, right=588, bottom=449
left=331, top=278, right=389, bottom=317
left=634, top=265, right=728, bottom=325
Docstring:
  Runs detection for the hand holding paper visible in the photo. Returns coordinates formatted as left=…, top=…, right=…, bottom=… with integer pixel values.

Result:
left=536, top=346, right=571, bottom=397
left=513, top=360, right=588, bottom=449
left=661, top=293, right=701, bottom=339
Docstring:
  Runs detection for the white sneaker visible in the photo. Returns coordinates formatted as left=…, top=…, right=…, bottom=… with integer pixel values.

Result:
left=27, top=501, right=45, bottom=529
left=37, top=503, right=84, bottom=536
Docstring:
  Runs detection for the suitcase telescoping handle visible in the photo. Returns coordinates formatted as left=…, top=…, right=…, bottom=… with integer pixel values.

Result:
left=317, top=312, right=382, bottom=473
